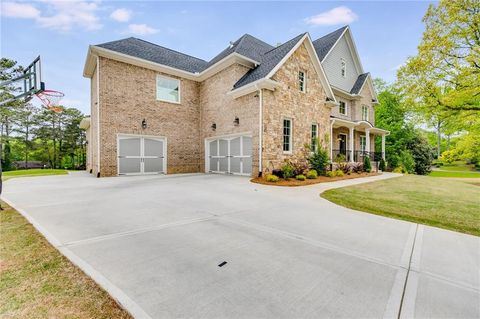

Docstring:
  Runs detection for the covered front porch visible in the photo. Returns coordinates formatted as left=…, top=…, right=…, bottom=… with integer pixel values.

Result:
left=329, top=118, right=389, bottom=163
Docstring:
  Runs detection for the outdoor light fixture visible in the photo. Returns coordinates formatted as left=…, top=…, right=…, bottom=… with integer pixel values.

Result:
left=211, top=123, right=216, bottom=131
left=141, top=119, right=147, bottom=129
left=234, top=117, right=240, bottom=126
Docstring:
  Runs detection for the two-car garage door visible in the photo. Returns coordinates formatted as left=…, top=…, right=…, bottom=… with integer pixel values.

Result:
left=207, top=135, right=252, bottom=176
left=118, top=135, right=166, bottom=175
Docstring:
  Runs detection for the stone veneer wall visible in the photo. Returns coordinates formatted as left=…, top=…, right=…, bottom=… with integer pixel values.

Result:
left=262, top=43, right=331, bottom=173
left=199, top=64, right=260, bottom=175
left=97, top=57, right=202, bottom=176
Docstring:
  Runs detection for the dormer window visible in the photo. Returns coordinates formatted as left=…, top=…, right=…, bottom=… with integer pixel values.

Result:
left=298, top=70, right=306, bottom=92
left=341, top=59, right=346, bottom=78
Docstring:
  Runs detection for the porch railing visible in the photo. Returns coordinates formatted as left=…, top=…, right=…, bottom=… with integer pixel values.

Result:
left=332, top=150, right=384, bottom=162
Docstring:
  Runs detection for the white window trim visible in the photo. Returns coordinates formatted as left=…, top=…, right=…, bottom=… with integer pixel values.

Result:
left=299, top=70, right=306, bottom=93
left=156, top=74, right=181, bottom=104
left=283, top=117, right=293, bottom=154
left=362, top=105, right=369, bottom=121
left=339, top=100, right=348, bottom=116
left=360, top=135, right=367, bottom=152
left=341, top=58, right=346, bottom=78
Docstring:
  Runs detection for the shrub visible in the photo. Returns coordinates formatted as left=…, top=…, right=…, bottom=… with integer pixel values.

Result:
left=351, top=162, right=364, bottom=173
left=326, top=171, right=336, bottom=177
left=265, top=174, right=279, bottom=182
left=334, top=169, right=344, bottom=177
left=363, top=156, right=372, bottom=172
left=393, top=166, right=406, bottom=174
left=292, top=161, right=309, bottom=176
left=308, top=141, right=330, bottom=175
left=306, top=169, right=318, bottom=179
left=271, top=169, right=284, bottom=178
left=296, top=174, right=306, bottom=181
left=408, top=136, right=434, bottom=175
left=439, top=150, right=456, bottom=165
left=281, top=161, right=295, bottom=179
left=379, top=158, right=386, bottom=171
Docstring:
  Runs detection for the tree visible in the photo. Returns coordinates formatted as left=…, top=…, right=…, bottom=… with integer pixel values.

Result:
left=408, top=135, right=434, bottom=175
left=14, top=103, right=38, bottom=168
left=397, top=0, right=480, bottom=112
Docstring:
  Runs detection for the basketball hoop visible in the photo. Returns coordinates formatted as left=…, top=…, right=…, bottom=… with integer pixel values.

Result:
left=36, top=89, right=64, bottom=113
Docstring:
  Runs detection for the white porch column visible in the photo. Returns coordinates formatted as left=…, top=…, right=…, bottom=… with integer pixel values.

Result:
left=381, top=134, right=386, bottom=160
left=365, top=129, right=371, bottom=154
left=330, top=121, right=334, bottom=161
left=349, top=127, right=354, bottom=162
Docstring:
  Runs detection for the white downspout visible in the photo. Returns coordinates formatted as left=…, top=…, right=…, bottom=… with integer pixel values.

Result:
left=96, top=56, right=101, bottom=177
left=258, top=86, right=263, bottom=176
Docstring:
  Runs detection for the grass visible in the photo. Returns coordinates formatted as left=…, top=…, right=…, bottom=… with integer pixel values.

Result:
left=321, top=175, right=480, bottom=236
left=3, top=169, right=68, bottom=181
left=0, top=172, right=132, bottom=318
left=429, top=170, right=480, bottom=178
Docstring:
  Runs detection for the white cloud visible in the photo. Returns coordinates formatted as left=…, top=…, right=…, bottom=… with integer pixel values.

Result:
left=304, top=6, right=358, bottom=26
left=1, top=0, right=102, bottom=31
left=124, top=23, right=158, bottom=36
left=110, top=8, right=131, bottom=22
left=1, top=2, right=40, bottom=19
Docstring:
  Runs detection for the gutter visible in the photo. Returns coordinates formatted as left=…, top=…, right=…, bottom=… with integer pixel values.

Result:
left=96, top=56, right=101, bottom=178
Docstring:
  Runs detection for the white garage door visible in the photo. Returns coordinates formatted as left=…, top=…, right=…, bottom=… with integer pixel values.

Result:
left=208, top=135, right=252, bottom=175
left=118, top=135, right=166, bottom=175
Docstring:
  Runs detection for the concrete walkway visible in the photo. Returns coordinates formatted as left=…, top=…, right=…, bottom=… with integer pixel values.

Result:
left=3, top=172, right=479, bottom=318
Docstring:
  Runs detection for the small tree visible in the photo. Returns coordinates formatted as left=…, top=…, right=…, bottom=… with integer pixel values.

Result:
left=363, top=156, right=372, bottom=172
left=307, top=139, right=329, bottom=175
left=408, top=136, right=434, bottom=175
left=379, top=158, right=386, bottom=171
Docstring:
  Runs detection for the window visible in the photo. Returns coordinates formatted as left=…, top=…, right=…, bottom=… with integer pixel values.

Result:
left=362, top=105, right=369, bottom=121
left=156, top=75, right=180, bottom=103
left=311, top=124, right=318, bottom=151
left=360, top=136, right=366, bottom=152
left=341, top=59, right=346, bottom=78
left=283, top=119, right=292, bottom=152
left=298, top=70, right=306, bottom=92
left=339, top=101, right=347, bottom=115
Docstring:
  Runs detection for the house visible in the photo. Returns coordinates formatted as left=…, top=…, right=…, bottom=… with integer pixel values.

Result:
left=80, top=26, right=388, bottom=177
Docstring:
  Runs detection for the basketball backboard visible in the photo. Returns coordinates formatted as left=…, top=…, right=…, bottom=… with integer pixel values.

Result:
left=0, top=56, right=44, bottom=106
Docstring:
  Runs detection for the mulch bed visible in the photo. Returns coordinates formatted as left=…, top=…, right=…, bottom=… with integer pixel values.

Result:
left=251, top=172, right=380, bottom=187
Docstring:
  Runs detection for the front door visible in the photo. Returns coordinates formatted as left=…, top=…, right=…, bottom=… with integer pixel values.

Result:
left=338, top=134, right=347, bottom=155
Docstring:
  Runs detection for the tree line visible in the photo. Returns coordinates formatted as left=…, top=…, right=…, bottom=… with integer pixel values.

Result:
left=0, top=58, right=86, bottom=170
left=374, top=0, right=479, bottom=173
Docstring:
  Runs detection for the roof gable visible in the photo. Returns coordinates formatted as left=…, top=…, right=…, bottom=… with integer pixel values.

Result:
left=312, top=26, right=348, bottom=61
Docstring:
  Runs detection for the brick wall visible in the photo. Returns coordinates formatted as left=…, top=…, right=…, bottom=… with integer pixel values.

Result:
left=96, top=57, right=201, bottom=176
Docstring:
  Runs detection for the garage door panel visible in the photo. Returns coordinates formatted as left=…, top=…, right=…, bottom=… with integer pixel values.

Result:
left=209, top=140, right=218, bottom=157
left=119, top=158, right=141, bottom=174
left=242, top=157, right=252, bottom=174
left=219, top=158, right=228, bottom=172
left=144, top=138, right=164, bottom=157
left=230, top=157, right=241, bottom=174
left=219, top=139, right=228, bottom=156
left=230, top=137, right=241, bottom=156
left=119, top=138, right=141, bottom=157
left=144, top=158, right=163, bottom=173
left=242, top=136, right=252, bottom=156
left=209, top=158, right=218, bottom=172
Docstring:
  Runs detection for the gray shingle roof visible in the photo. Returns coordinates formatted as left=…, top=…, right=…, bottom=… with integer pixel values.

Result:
left=207, top=34, right=274, bottom=67
left=350, top=73, right=369, bottom=94
left=97, top=37, right=209, bottom=73
left=312, top=26, right=348, bottom=61
left=233, top=33, right=306, bottom=89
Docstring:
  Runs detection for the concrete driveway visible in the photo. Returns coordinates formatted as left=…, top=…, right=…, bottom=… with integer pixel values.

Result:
left=3, top=172, right=479, bottom=318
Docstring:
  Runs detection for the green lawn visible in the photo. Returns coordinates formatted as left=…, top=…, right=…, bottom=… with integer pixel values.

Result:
left=321, top=175, right=480, bottom=236
left=3, top=169, right=68, bottom=181
left=429, top=170, right=480, bottom=178
left=437, top=161, right=479, bottom=172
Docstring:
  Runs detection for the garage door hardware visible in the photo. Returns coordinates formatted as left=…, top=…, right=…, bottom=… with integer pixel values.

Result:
left=218, top=261, right=227, bottom=267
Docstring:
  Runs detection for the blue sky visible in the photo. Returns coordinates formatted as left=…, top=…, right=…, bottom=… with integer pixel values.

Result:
left=1, top=1, right=434, bottom=114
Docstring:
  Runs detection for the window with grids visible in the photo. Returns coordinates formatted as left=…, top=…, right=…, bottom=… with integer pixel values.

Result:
left=339, top=101, right=347, bottom=115
left=311, top=124, right=318, bottom=151
left=341, top=59, right=346, bottom=77
left=298, top=70, right=306, bottom=92
left=283, top=119, right=292, bottom=152
left=360, top=136, right=367, bottom=152
left=362, top=105, right=369, bottom=121
left=156, top=75, right=180, bottom=103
